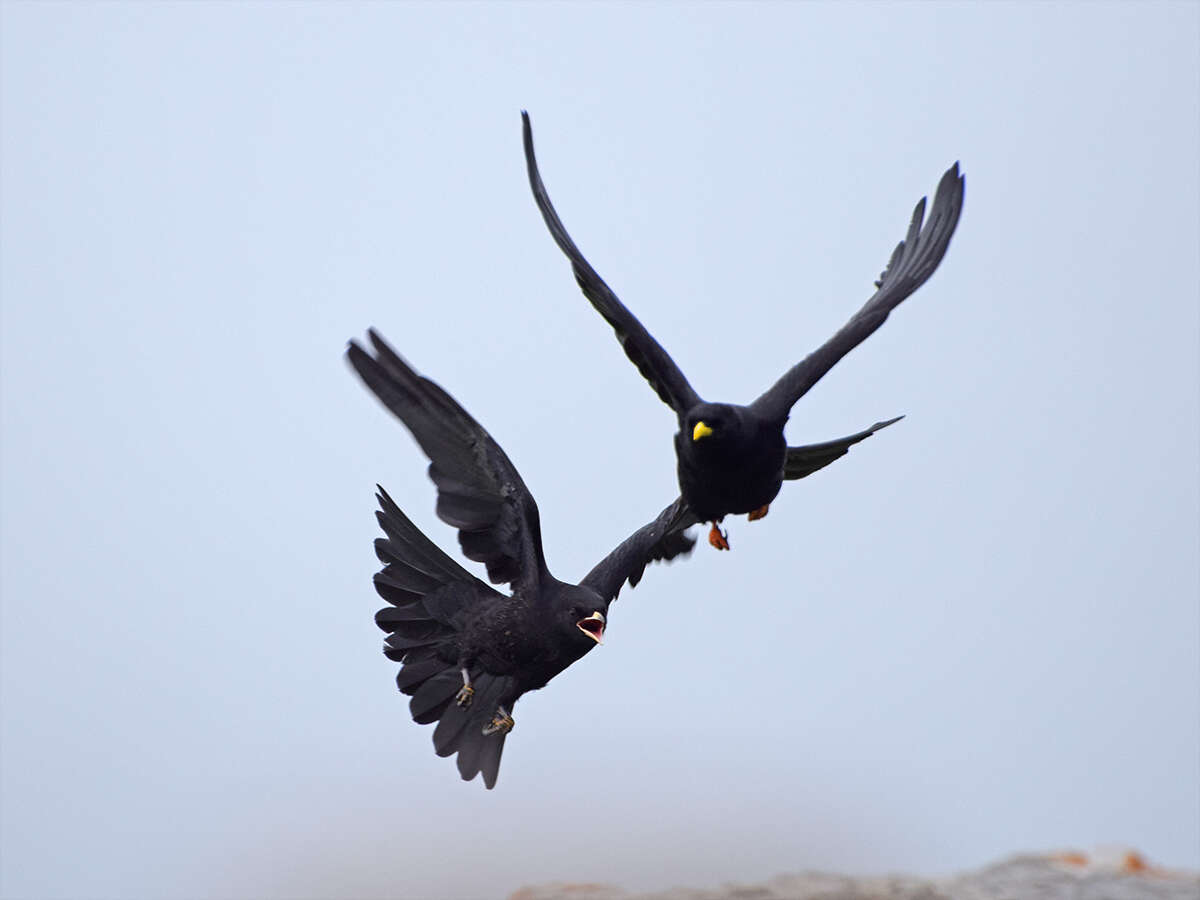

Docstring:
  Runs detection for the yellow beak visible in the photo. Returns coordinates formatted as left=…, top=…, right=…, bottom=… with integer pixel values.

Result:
left=576, top=611, right=606, bottom=645
left=692, top=421, right=714, bottom=441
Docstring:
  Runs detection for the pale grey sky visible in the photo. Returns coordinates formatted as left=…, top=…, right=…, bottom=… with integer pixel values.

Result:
left=2, top=3, right=1197, bottom=899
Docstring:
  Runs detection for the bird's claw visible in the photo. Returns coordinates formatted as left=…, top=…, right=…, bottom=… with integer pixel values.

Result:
left=482, top=711, right=514, bottom=736
left=707, top=523, right=730, bottom=551
left=747, top=504, right=769, bottom=522
left=455, top=684, right=475, bottom=708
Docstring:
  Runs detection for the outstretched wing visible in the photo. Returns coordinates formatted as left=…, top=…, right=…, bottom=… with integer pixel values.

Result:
left=581, top=497, right=698, bottom=602
left=784, top=416, right=903, bottom=481
left=347, top=330, right=549, bottom=592
left=751, top=163, right=965, bottom=422
left=522, top=112, right=702, bottom=422
left=370, top=486, right=516, bottom=790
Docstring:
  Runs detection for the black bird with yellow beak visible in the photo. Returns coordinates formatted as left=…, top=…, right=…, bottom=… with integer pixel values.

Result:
left=348, top=330, right=694, bottom=787
left=522, top=112, right=963, bottom=549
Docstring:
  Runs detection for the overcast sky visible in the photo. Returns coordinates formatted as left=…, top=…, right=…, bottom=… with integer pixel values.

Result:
left=2, top=3, right=1197, bottom=899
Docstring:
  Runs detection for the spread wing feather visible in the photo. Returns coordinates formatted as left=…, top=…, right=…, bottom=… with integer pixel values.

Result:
left=751, top=163, right=965, bottom=421
left=347, top=331, right=549, bottom=592
left=522, top=112, right=701, bottom=422
left=370, top=484, right=498, bottom=662
left=581, top=497, right=698, bottom=601
left=783, top=417, right=903, bottom=481
left=368, top=484, right=516, bottom=788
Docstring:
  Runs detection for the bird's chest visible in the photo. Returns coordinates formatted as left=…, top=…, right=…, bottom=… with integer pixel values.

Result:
left=463, top=604, right=561, bottom=680
left=676, top=427, right=786, bottom=518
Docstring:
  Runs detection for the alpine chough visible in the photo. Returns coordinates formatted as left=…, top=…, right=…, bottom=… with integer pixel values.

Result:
left=347, top=330, right=695, bottom=788
left=522, top=112, right=964, bottom=549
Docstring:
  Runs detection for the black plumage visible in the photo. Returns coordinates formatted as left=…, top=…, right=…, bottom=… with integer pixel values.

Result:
left=348, top=330, right=694, bottom=788
left=522, top=112, right=964, bottom=549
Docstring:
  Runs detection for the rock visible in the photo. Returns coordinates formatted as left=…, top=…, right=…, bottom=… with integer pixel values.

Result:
left=508, top=850, right=1200, bottom=900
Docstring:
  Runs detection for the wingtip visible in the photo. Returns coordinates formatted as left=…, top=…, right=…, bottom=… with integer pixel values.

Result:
left=875, top=414, right=905, bottom=430
left=346, top=329, right=390, bottom=365
left=522, top=111, right=536, bottom=156
left=940, top=160, right=965, bottom=195
left=345, top=337, right=376, bottom=378
left=365, top=329, right=422, bottom=380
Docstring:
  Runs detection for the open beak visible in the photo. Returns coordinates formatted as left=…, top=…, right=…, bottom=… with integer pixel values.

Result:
left=576, top=611, right=605, bottom=645
left=692, top=421, right=713, bottom=441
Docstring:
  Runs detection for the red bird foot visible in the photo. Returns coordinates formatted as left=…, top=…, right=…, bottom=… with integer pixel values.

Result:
left=708, top=522, right=731, bottom=551
left=747, top=504, right=770, bottom=522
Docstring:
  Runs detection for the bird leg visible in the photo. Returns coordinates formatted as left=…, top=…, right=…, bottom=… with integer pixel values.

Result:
left=482, top=706, right=515, bottom=736
left=747, top=504, right=770, bottom=522
left=455, top=667, right=474, bottom=707
left=707, top=522, right=730, bottom=551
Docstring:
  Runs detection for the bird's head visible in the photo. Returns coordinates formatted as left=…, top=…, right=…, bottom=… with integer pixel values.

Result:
left=561, top=590, right=609, bottom=651
left=685, top=403, right=744, bottom=449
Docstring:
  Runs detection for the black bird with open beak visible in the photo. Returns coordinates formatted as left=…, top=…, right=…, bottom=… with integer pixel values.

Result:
left=522, top=112, right=963, bottom=550
left=348, top=330, right=694, bottom=788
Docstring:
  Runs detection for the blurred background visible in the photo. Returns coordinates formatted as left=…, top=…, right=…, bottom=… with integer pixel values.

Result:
left=2, top=3, right=1196, bottom=899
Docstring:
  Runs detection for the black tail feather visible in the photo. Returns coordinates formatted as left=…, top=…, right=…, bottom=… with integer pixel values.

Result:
left=433, top=695, right=473, bottom=757
left=436, top=673, right=512, bottom=788
left=455, top=728, right=485, bottom=782
left=477, top=730, right=507, bottom=790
